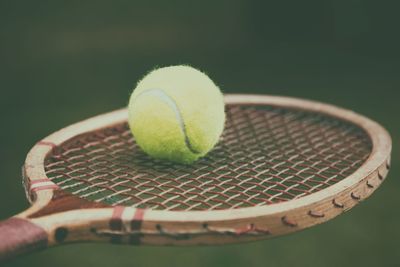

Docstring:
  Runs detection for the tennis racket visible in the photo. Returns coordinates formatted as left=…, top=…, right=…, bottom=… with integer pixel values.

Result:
left=0, top=94, right=391, bottom=262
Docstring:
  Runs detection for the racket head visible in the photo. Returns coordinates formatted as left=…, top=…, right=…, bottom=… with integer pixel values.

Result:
left=21, top=94, right=391, bottom=246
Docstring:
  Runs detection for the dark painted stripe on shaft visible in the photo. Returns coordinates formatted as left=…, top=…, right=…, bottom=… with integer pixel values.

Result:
left=109, top=206, right=124, bottom=244
left=130, top=208, right=145, bottom=245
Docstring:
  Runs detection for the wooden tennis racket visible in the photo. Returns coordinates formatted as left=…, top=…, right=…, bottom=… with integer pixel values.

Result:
left=0, top=94, right=391, bottom=262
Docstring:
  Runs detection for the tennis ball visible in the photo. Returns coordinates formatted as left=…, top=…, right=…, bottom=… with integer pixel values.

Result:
left=128, top=65, right=225, bottom=164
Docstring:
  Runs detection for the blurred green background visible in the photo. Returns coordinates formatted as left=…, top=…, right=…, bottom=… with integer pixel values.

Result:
left=0, top=1, right=399, bottom=266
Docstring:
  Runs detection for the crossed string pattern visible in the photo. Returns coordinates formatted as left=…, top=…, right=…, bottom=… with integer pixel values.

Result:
left=44, top=104, right=372, bottom=211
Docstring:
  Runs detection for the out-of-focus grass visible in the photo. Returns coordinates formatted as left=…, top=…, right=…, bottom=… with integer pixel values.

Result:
left=0, top=1, right=399, bottom=266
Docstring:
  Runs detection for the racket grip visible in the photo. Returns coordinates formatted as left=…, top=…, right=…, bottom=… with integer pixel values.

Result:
left=0, top=217, right=47, bottom=262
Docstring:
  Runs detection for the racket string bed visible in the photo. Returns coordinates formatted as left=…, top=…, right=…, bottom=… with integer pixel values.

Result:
left=0, top=96, right=390, bottom=263
left=44, top=105, right=372, bottom=211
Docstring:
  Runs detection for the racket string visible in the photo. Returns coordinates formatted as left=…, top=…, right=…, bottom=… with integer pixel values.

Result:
left=44, top=105, right=372, bottom=211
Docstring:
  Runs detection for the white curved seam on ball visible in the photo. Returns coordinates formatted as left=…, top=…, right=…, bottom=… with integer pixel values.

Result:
left=134, top=89, right=201, bottom=154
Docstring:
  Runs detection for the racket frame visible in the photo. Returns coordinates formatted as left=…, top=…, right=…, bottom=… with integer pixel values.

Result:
left=17, top=94, right=391, bottom=247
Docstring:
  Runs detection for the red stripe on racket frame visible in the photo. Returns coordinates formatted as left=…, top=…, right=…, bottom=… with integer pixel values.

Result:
left=130, top=208, right=145, bottom=245
left=37, top=141, right=57, bottom=148
left=29, top=179, right=59, bottom=192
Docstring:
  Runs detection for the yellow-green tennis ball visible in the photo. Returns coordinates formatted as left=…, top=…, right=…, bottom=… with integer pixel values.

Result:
left=128, top=65, right=225, bottom=164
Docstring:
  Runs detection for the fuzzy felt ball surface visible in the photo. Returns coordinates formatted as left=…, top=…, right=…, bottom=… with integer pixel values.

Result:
left=128, top=65, right=225, bottom=164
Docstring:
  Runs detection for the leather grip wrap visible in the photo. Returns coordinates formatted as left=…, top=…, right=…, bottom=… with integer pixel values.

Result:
left=0, top=217, right=47, bottom=262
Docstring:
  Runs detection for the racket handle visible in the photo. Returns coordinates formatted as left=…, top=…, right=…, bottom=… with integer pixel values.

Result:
left=0, top=217, right=47, bottom=262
